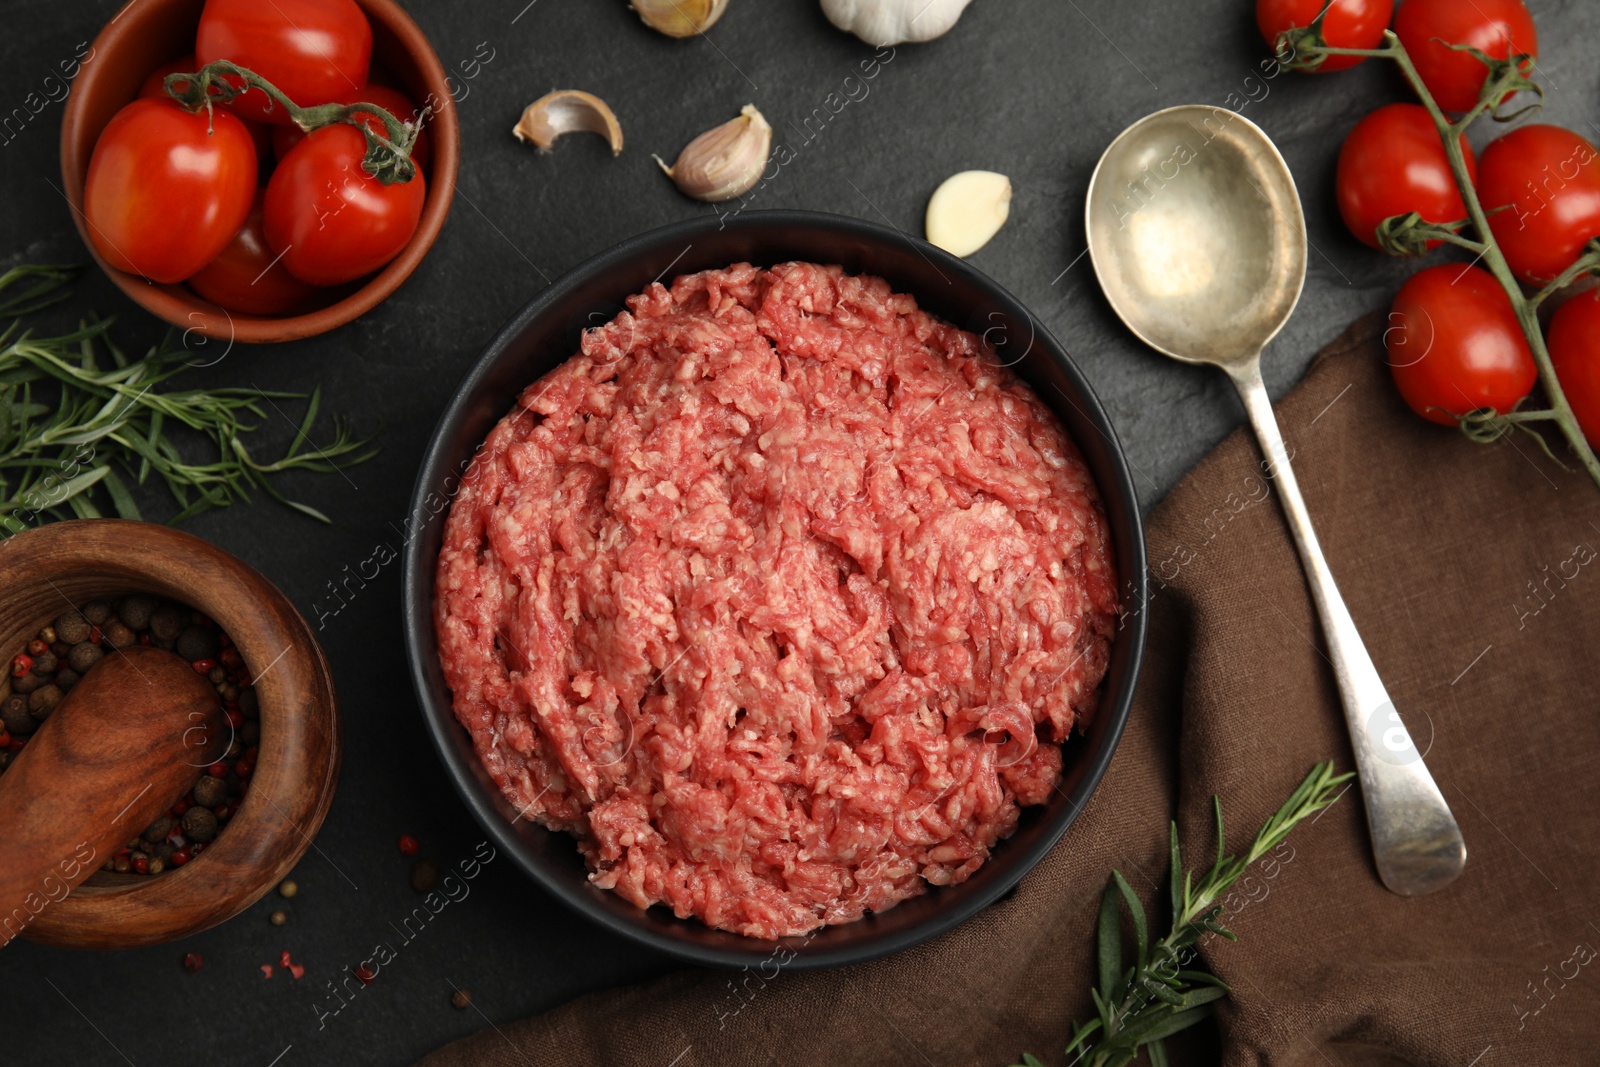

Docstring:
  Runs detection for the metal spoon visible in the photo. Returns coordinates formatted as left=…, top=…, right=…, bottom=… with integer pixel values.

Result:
left=1085, top=105, right=1466, bottom=896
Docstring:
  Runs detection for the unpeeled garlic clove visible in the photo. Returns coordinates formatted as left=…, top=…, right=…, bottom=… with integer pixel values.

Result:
left=632, top=0, right=730, bottom=37
left=821, top=0, right=975, bottom=46
left=513, top=90, right=624, bottom=156
left=654, top=104, right=772, bottom=203
left=925, top=170, right=1012, bottom=257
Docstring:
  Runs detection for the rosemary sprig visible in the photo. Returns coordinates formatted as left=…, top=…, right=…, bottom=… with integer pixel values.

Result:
left=1014, top=762, right=1353, bottom=1067
left=0, top=264, right=378, bottom=532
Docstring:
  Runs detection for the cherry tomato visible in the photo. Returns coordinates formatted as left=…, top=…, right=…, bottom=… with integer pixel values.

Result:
left=138, top=54, right=197, bottom=100
left=1386, top=264, right=1536, bottom=425
left=83, top=98, right=257, bottom=284
left=272, top=86, right=432, bottom=172
left=1393, top=0, right=1537, bottom=113
left=188, top=193, right=322, bottom=315
left=1547, top=289, right=1600, bottom=446
left=196, top=0, right=373, bottom=126
left=1336, top=104, right=1477, bottom=250
left=263, top=123, right=426, bottom=287
left=1255, top=0, right=1394, bottom=73
left=1477, top=125, right=1600, bottom=286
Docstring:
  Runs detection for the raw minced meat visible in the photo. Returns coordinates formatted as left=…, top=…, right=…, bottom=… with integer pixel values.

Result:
left=433, top=261, right=1118, bottom=939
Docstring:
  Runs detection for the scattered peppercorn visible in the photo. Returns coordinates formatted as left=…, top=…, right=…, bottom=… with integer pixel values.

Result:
left=270, top=910, right=288, bottom=926
left=411, top=858, right=440, bottom=893
left=398, top=834, right=420, bottom=856
left=354, top=963, right=375, bottom=986
left=183, top=952, right=203, bottom=973
left=451, top=989, right=473, bottom=1010
left=278, top=880, right=298, bottom=899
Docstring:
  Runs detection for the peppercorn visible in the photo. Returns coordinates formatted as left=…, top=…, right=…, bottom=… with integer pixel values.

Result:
left=113, top=854, right=131, bottom=873
left=193, top=776, right=227, bottom=807
left=55, top=668, right=80, bottom=692
left=170, top=848, right=191, bottom=866
left=11, top=653, right=32, bottom=677
left=2, top=695, right=33, bottom=736
left=225, top=709, right=245, bottom=729
left=148, top=857, right=165, bottom=875
left=270, top=910, right=288, bottom=926
left=278, top=880, right=298, bottom=898
left=28, top=685, right=63, bottom=720
left=209, top=666, right=227, bottom=685
left=182, top=951, right=203, bottom=973
left=0, top=752, right=11, bottom=773
left=451, top=989, right=473, bottom=1010
left=142, top=816, right=176, bottom=844
left=220, top=647, right=243, bottom=669
left=54, top=613, right=91, bottom=645
left=82, top=601, right=111, bottom=626
left=102, top=621, right=136, bottom=650
left=37, top=625, right=56, bottom=645
left=220, top=682, right=240, bottom=702
left=27, top=639, right=49, bottom=657
left=398, top=834, right=420, bottom=856
left=239, top=688, right=260, bottom=718
left=354, top=963, right=375, bottom=986
left=206, top=760, right=227, bottom=778
left=176, top=625, right=220, bottom=663
left=224, top=738, right=244, bottom=760
left=12, top=672, right=44, bottom=695
left=117, top=595, right=157, bottom=630
left=31, top=651, right=58, bottom=674
left=241, top=719, right=260, bottom=745
left=51, top=641, right=70, bottom=659
left=182, top=807, right=219, bottom=843
left=67, top=642, right=103, bottom=674
left=410, top=858, right=440, bottom=893
left=149, top=605, right=185, bottom=642
left=131, top=853, right=150, bottom=875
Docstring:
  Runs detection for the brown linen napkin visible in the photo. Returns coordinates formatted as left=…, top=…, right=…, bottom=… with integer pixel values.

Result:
left=419, top=314, right=1600, bottom=1067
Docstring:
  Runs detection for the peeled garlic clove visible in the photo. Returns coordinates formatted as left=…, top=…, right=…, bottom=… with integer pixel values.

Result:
left=633, top=0, right=730, bottom=37
left=821, top=0, right=975, bottom=46
left=655, top=104, right=772, bottom=203
left=925, top=170, right=1012, bottom=257
left=513, top=90, right=624, bottom=156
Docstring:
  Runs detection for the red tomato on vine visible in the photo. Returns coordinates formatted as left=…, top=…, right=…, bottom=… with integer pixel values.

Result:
left=1548, top=290, right=1600, bottom=447
left=263, top=123, right=426, bottom=287
left=1477, top=125, right=1600, bottom=286
left=1385, top=265, right=1536, bottom=425
left=1336, top=104, right=1476, bottom=250
left=1393, top=0, right=1537, bottom=113
left=196, top=0, right=373, bottom=126
left=1256, top=0, right=1394, bottom=73
left=82, top=98, right=257, bottom=284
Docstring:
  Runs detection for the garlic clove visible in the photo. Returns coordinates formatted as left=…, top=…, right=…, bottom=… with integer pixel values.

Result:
left=513, top=90, right=624, bottom=156
left=925, top=170, right=1012, bottom=258
left=632, top=0, right=730, bottom=37
left=820, top=0, right=975, bottom=46
left=654, top=104, right=772, bottom=203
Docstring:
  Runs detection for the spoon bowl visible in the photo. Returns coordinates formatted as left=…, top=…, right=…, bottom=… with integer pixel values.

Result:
left=1086, top=106, right=1307, bottom=368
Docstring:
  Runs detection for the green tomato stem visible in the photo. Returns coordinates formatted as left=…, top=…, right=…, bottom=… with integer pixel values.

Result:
left=163, top=61, right=425, bottom=186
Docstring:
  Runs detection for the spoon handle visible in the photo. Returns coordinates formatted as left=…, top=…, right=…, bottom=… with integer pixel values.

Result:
left=1228, top=360, right=1466, bottom=896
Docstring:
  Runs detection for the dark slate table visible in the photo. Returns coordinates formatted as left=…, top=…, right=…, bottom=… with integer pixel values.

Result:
left=4, top=1, right=1594, bottom=1063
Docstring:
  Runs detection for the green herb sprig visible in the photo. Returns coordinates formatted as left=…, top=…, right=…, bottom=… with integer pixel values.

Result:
left=1015, top=762, right=1353, bottom=1067
left=0, top=264, right=377, bottom=531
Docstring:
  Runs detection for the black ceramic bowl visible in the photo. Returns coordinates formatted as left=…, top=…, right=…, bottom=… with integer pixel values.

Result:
left=403, top=210, right=1148, bottom=969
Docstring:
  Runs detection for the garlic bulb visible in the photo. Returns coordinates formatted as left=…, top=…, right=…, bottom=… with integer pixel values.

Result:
left=632, top=0, right=730, bottom=37
left=654, top=105, right=772, bottom=203
left=820, top=0, right=975, bottom=46
left=925, top=170, right=1012, bottom=257
left=513, top=91, right=624, bottom=156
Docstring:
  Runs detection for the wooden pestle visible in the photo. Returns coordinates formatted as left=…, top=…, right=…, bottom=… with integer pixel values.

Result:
left=0, top=645, right=226, bottom=946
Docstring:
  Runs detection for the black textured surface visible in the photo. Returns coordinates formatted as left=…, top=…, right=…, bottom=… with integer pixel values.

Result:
left=3, top=1, right=1596, bottom=1064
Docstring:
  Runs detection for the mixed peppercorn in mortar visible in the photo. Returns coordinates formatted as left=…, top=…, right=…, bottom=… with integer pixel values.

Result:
left=0, top=597, right=260, bottom=875
left=433, top=262, right=1118, bottom=939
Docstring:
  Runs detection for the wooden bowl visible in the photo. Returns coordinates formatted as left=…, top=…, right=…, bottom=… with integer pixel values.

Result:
left=58, top=0, right=459, bottom=345
left=0, top=520, right=339, bottom=949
